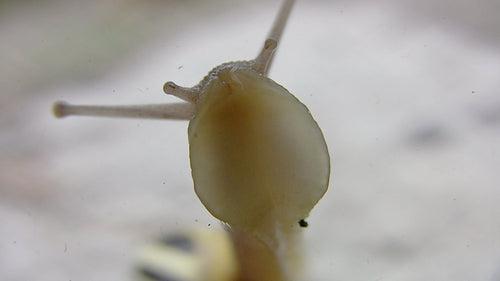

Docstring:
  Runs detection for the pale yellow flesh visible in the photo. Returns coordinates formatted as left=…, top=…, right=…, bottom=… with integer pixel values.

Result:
left=188, top=68, right=330, bottom=240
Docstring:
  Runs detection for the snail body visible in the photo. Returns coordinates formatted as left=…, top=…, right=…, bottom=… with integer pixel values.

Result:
left=188, top=65, right=329, bottom=242
left=53, top=1, right=330, bottom=280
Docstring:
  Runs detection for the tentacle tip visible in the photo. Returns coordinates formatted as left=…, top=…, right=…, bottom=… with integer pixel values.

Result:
left=163, top=81, right=177, bottom=95
left=264, top=38, right=278, bottom=51
left=52, top=101, right=69, bottom=118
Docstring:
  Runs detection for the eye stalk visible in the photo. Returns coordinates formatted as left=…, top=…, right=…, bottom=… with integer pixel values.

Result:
left=52, top=101, right=194, bottom=120
left=52, top=0, right=296, bottom=120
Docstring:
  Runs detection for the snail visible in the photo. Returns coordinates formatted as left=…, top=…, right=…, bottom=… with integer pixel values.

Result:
left=53, top=0, right=330, bottom=280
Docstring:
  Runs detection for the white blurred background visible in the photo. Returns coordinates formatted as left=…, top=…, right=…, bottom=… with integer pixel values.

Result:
left=1, top=0, right=499, bottom=280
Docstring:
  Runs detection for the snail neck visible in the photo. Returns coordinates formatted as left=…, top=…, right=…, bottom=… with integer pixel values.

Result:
left=230, top=217, right=304, bottom=281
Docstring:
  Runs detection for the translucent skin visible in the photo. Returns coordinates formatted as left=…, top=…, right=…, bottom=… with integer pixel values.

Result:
left=188, top=67, right=330, bottom=240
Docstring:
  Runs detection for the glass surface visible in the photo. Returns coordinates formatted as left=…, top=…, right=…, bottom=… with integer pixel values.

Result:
left=1, top=0, right=499, bottom=280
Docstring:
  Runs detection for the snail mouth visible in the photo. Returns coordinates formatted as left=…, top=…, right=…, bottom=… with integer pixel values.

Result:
left=219, top=68, right=244, bottom=93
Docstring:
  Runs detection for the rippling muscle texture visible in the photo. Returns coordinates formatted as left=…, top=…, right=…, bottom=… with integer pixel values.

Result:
left=189, top=68, right=330, bottom=236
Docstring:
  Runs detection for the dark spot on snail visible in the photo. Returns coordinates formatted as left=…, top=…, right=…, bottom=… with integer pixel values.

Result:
left=298, top=219, right=308, bottom=228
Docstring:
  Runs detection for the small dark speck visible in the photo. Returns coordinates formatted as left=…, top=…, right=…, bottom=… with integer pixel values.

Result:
left=208, top=223, right=211, bottom=226
left=298, top=219, right=308, bottom=228
left=178, top=65, right=183, bottom=69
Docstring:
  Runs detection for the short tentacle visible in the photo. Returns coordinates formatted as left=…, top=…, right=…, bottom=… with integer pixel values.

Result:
left=163, top=81, right=199, bottom=104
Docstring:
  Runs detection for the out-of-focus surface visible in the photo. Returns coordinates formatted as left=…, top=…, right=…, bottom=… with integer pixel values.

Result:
left=1, top=0, right=499, bottom=280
